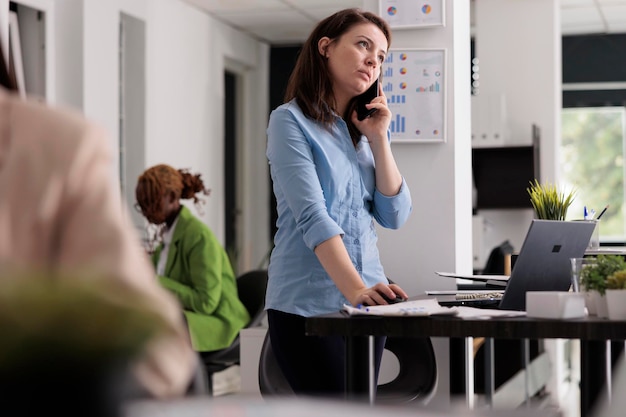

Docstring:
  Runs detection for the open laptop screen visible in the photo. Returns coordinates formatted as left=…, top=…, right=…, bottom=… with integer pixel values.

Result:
left=498, top=219, right=595, bottom=311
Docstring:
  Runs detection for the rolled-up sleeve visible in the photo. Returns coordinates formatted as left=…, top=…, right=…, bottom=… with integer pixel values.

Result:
left=372, top=178, right=412, bottom=229
left=267, top=107, right=344, bottom=251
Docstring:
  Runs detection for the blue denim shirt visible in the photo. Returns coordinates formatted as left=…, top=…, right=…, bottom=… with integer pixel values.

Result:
left=265, top=100, right=412, bottom=317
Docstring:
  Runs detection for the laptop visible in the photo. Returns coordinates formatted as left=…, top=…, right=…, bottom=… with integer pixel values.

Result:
left=438, top=219, right=596, bottom=311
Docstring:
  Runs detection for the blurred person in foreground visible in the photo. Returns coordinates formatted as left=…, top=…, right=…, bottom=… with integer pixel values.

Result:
left=0, top=41, right=195, bottom=399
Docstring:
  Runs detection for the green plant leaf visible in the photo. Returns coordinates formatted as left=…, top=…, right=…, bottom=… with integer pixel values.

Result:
left=527, top=179, right=577, bottom=220
left=580, top=255, right=626, bottom=294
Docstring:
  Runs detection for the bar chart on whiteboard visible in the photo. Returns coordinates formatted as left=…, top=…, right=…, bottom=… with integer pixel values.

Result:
left=383, top=49, right=446, bottom=142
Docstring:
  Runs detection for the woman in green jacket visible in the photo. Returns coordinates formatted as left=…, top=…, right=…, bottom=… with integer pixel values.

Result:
left=135, top=164, right=250, bottom=352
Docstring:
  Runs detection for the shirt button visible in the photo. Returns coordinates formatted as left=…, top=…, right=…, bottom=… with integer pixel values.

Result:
left=352, top=211, right=358, bottom=217
left=356, top=265, right=362, bottom=272
left=354, top=239, right=359, bottom=244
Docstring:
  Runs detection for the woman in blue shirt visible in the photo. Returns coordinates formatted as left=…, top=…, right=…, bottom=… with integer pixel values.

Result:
left=266, top=8, right=412, bottom=396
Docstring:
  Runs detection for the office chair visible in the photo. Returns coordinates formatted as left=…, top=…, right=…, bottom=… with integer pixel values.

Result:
left=482, top=240, right=514, bottom=275
left=200, top=269, right=268, bottom=396
left=257, top=331, right=438, bottom=405
left=258, top=330, right=294, bottom=396
left=376, top=336, right=438, bottom=405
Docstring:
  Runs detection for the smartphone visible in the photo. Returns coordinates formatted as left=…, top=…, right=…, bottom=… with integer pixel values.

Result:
left=356, top=78, right=379, bottom=121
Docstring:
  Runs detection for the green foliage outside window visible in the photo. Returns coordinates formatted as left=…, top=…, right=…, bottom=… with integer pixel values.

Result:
left=561, top=108, right=625, bottom=241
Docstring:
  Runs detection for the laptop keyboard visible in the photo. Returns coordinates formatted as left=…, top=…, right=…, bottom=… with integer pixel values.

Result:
left=456, top=291, right=503, bottom=300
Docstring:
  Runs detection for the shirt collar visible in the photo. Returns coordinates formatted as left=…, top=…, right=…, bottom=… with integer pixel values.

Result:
left=161, top=214, right=180, bottom=245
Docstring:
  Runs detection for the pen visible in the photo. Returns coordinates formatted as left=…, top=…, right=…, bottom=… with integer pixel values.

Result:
left=584, top=206, right=588, bottom=220
left=596, top=205, right=609, bottom=220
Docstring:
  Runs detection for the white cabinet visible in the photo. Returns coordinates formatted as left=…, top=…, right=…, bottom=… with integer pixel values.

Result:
left=471, top=93, right=509, bottom=148
left=473, top=214, right=486, bottom=270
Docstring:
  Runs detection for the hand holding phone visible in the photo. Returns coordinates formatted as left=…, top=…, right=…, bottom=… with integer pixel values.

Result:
left=356, top=79, right=379, bottom=121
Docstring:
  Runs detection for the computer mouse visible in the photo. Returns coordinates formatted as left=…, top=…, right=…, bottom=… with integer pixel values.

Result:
left=381, top=294, right=406, bottom=304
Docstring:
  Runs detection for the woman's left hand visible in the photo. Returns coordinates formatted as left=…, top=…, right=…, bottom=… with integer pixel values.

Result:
left=352, top=85, right=391, bottom=146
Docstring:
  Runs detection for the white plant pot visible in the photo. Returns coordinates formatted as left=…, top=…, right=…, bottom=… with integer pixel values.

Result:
left=606, top=290, right=626, bottom=320
left=584, top=291, right=597, bottom=316
left=594, top=291, right=609, bottom=318
left=584, top=290, right=608, bottom=317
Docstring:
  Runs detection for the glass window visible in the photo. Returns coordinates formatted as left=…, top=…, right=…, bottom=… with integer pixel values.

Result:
left=561, top=107, right=626, bottom=243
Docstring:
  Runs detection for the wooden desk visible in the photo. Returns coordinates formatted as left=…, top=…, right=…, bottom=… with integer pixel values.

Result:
left=306, top=309, right=626, bottom=415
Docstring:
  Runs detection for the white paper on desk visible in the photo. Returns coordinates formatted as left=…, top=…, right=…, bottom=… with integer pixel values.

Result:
left=425, top=289, right=505, bottom=295
left=342, top=299, right=458, bottom=317
left=454, top=306, right=526, bottom=320
left=436, top=271, right=509, bottom=282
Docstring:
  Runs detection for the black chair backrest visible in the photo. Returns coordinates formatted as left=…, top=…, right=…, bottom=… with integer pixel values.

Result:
left=200, top=270, right=268, bottom=381
left=258, top=331, right=294, bottom=396
left=236, top=269, right=268, bottom=327
left=258, top=329, right=437, bottom=404
left=483, top=240, right=515, bottom=275
left=376, top=336, right=437, bottom=404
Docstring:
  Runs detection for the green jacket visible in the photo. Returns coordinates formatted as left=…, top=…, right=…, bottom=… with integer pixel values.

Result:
left=152, top=206, right=250, bottom=352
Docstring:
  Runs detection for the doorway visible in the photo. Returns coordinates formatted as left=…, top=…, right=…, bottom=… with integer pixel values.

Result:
left=224, top=70, right=238, bottom=272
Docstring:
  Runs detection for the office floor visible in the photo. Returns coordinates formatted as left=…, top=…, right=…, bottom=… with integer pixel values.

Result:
left=212, top=364, right=581, bottom=417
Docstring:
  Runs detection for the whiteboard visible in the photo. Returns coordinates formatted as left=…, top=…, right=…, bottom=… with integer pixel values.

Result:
left=383, top=48, right=446, bottom=143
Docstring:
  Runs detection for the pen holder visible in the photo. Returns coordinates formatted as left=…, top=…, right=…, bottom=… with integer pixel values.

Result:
left=588, top=220, right=600, bottom=249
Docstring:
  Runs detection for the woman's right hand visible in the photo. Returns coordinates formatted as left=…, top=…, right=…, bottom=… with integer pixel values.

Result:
left=351, top=282, right=408, bottom=307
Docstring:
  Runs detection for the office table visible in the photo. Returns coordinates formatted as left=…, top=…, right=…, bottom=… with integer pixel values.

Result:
left=305, top=309, right=626, bottom=416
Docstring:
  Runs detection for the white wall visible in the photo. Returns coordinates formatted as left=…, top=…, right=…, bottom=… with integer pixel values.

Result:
left=80, top=0, right=270, bottom=270
left=474, top=0, right=560, bottom=254
left=54, top=0, right=82, bottom=109
left=83, top=0, right=147, bottom=182
left=363, top=0, right=472, bottom=407
left=366, top=0, right=473, bottom=295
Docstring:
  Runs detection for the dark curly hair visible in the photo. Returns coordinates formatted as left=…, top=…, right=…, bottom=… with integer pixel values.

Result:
left=135, top=164, right=210, bottom=221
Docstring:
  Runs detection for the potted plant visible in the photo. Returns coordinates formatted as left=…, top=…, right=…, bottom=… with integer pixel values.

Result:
left=580, top=254, right=626, bottom=317
left=527, top=179, right=576, bottom=220
left=605, top=270, right=626, bottom=320
left=0, top=275, right=169, bottom=417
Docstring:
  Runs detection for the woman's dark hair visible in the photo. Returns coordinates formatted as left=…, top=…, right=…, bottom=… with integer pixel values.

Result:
left=283, top=8, right=391, bottom=144
left=0, top=41, right=18, bottom=91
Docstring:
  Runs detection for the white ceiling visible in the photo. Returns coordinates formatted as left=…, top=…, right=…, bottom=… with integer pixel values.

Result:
left=562, top=0, right=626, bottom=35
left=183, top=0, right=626, bottom=44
